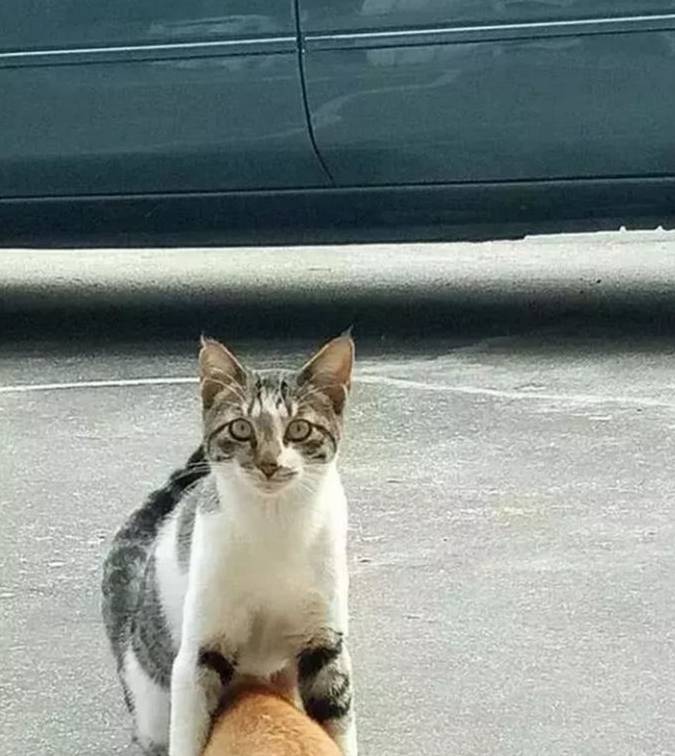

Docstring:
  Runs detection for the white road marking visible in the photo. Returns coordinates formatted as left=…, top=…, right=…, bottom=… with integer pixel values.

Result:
left=1, top=373, right=673, bottom=411
left=357, top=374, right=675, bottom=410
left=0, top=376, right=197, bottom=393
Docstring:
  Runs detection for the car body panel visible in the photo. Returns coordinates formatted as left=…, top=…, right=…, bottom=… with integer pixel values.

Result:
left=0, top=1, right=330, bottom=197
left=299, top=0, right=675, bottom=33
left=299, top=2, right=675, bottom=185
left=0, top=54, right=329, bottom=197
left=1, top=1, right=674, bottom=237
left=0, top=0, right=297, bottom=52
left=3, top=176, right=675, bottom=248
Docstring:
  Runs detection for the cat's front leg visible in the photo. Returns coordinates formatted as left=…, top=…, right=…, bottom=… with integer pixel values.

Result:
left=169, top=645, right=235, bottom=756
left=298, top=633, right=357, bottom=756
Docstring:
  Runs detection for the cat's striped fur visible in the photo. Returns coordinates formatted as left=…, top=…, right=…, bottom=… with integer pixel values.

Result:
left=101, top=335, right=356, bottom=756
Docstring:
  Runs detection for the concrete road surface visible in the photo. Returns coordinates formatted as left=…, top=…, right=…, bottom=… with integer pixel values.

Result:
left=2, top=233, right=675, bottom=755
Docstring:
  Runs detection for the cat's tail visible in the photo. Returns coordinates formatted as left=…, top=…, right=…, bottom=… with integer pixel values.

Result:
left=116, top=445, right=208, bottom=544
left=101, top=445, right=208, bottom=657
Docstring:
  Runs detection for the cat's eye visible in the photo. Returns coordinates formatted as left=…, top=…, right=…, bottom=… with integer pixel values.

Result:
left=228, top=418, right=253, bottom=442
left=286, top=419, right=312, bottom=442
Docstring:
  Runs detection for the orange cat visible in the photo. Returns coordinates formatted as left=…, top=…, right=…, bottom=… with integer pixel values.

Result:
left=203, top=678, right=341, bottom=756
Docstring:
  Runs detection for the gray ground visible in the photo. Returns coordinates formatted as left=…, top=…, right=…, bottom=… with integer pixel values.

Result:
left=2, top=233, right=674, bottom=755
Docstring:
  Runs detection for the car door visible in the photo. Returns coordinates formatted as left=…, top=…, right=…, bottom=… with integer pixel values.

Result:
left=0, top=0, right=329, bottom=198
left=298, top=1, right=675, bottom=186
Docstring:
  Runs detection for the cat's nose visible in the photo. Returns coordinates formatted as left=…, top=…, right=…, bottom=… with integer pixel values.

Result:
left=259, top=461, right=280, bottom=479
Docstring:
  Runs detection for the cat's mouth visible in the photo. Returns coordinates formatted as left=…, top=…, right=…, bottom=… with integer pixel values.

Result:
left=249, top=469, right=299, bottom=493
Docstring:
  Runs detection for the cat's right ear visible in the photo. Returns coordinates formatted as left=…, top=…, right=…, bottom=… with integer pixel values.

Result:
left=299, top=332, right=354, bottom=415
left=198, top=336, right=246, bottom=410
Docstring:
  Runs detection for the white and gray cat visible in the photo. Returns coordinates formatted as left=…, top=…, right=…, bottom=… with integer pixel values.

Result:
left=101, top=335, right=357, bottom=756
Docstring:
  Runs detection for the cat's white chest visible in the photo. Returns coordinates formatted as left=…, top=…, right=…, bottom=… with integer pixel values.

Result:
left=237, top=607, right=308, bottom=676
left=224, top=552, right=328, bottom=676
left=186, top=472, right=346, bottom=675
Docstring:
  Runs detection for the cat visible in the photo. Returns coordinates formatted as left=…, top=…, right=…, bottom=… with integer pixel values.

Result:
left=203, top=675, right=341, bottom=756
left=101, top=334, right=357, bottom=756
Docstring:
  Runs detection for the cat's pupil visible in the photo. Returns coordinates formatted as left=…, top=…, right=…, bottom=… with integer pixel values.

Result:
left=288, top=419, right=311, bottom=441
left=230, top=419, right=252, bottom=440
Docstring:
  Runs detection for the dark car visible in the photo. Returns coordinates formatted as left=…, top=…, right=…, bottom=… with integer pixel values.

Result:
left=2, top=1, right=675, bottom=245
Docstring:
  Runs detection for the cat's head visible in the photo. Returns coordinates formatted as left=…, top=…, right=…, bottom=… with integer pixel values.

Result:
left=198, top=334, right=354, bottom=496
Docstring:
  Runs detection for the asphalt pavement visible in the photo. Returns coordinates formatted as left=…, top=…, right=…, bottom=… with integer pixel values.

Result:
left=2, top=233, right=675, bottom=755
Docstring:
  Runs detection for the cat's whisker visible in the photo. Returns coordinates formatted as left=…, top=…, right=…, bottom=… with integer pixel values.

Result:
left=181, top=461, right=211, bottom=470
left=217, top=398, right=247, bottom=411
left=296, top=381, right=343, bottom=404
left=202, top=377, right=250, bottom=407
left=295, top=479, right=320, bottom=497
left=222, top=383, right=249, bottom=405
left=173, top=464, right=212, bottom=477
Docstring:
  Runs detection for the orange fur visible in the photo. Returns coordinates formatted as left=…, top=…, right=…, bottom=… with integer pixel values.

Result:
left=203, top=681, right=341, bottom=756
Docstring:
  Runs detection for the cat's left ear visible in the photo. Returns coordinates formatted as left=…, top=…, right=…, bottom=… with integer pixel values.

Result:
left=198, top=336, right=247, bottom=410
left=300, top=332, right=354, bottom=415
